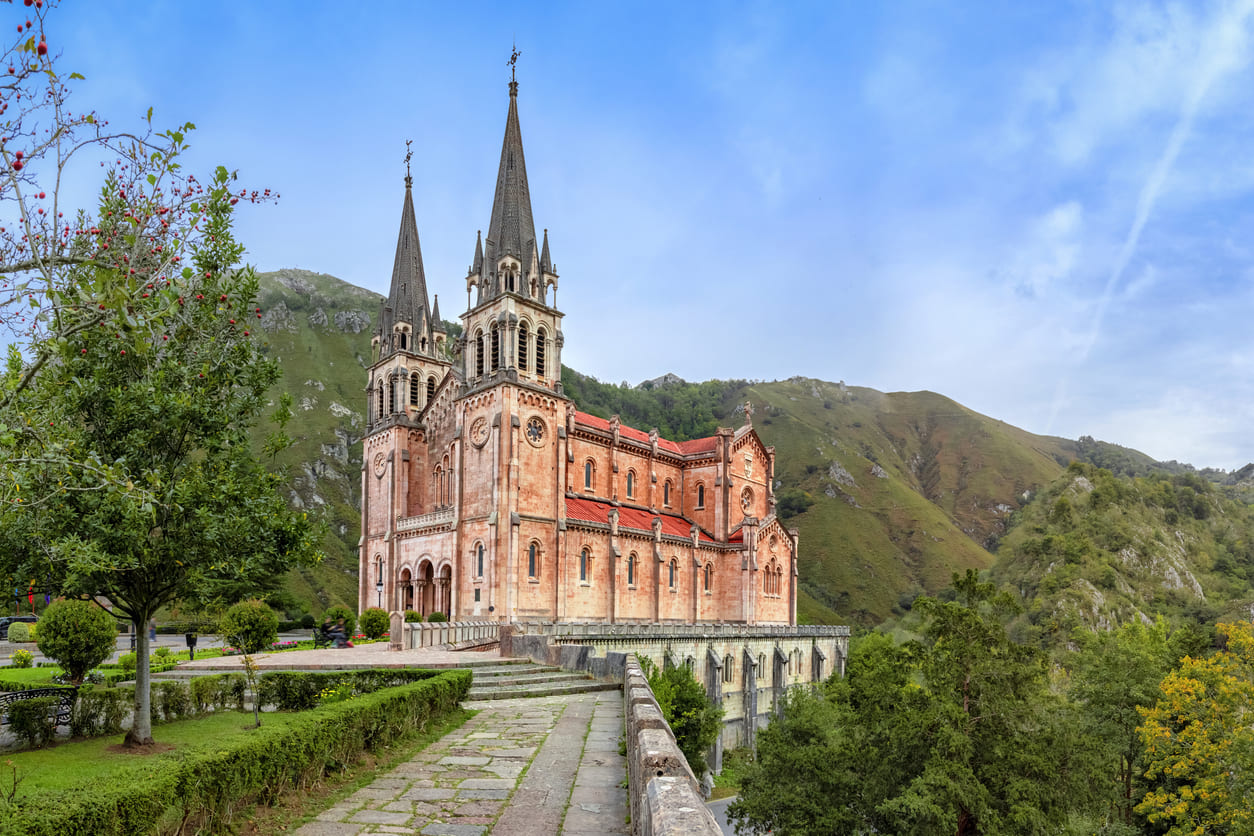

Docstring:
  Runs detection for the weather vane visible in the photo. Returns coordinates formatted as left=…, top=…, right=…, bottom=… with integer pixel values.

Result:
left=404, top=139, right=413, bottom=182
left=509, top=44, right=521, bottom=83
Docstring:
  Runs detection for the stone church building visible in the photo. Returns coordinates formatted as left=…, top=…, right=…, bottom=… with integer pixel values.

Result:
left=359, top=78, right=798, bottom=625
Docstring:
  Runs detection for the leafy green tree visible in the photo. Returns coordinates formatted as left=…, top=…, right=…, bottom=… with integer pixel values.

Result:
left=359, top=607, right=389, bottom=639
left=731, top=571, right=1087, bottom=836
left=220, top=599, right=278, bottom=728
left=0, top=3, right=318, bottom=747
left=35, top=598, right=117, bottom=684
left=639, top=656, right=723, bottom=775
left=1068, top=619, right=1173, bottom=826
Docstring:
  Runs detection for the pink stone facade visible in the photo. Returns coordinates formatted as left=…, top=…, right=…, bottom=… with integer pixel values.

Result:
left=358, top=81, right=797, bottom=625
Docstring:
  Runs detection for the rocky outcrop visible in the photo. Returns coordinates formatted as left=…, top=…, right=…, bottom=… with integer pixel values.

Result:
left=335, top=310, right=372, bottom=333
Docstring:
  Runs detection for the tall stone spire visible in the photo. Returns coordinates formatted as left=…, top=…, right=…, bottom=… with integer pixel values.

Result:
left=378, top=173, right=435, bottom=356
left=482, top=74, right=538, bottom=294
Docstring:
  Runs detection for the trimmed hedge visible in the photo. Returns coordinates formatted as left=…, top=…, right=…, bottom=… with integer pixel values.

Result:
left=0, top=669, right=472, bottom=835
left=257, top=669, right=441, bottom=712
left=8, top=697, right=58, bottom=748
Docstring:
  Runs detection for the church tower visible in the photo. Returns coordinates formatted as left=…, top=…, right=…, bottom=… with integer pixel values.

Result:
left=359, top=171, right=452, bottom=614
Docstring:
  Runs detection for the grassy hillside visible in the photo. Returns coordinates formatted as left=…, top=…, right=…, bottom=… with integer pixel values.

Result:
left=252, top=268, right=381, bottom=616
left=993, top=462, right=1254, bottom=646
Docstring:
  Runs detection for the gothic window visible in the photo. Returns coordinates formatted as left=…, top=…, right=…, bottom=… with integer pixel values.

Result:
left=441, top=455, right=451, bottom=505
left=389, top=380, right=397, bottom=413
left=580, top=548, right=590, bottom=582
left=506, top=271, right=515, bottom=292
left=425, top=375, right=435, bottom=402
left=626, top=470, right=635, bottom=499
left=518, top=322, right=529, bottom=371
left=490, top=325, right=500, bottom=372
left=723, top=654, right=734, bottom=683
left=528, top=542, right=538, bottom=579
left=704, top=563, right=712, bottom=593
left=535, top=328, right=546, bottom=378
left=627, top=552, right=636, bottom=586
left=668, top=559, right=676, bottom=589
left=696, top=484, right=705, bottom=509
left=399, top=331, right=407, bottom=350
left=765, top=560, right=774, bottom=595
left=477, top=544, right=485, bottom=578
left=421, top=336, right=427, bottom=352
left=663, top=480, right=671, bottom=507
left=375, top=386, right=384, bottom=420
left=433, top=465, right=442, bottom=502
left=584, top=460, right=594, bottom=492
left=475, top=331, right=485, bottom=377
left=410, top=372, right=420, bottom=407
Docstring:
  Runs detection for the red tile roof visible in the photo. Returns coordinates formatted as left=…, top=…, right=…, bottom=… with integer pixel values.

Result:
left=572, top=411, right=719, bottom=457
left=565, top=496, right=716, bottom=543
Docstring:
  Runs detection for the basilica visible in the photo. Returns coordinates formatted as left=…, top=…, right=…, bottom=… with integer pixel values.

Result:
left=359, top=76, right=797, bottom=625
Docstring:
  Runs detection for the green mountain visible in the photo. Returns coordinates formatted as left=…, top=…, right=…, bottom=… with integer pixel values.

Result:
left=251, top=269, right=1254, bottom=631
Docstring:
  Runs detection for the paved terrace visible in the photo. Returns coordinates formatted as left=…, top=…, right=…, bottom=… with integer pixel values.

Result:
left=175, top=641, right=508, bottom=670
left=296, top=691, right=627, bottom=836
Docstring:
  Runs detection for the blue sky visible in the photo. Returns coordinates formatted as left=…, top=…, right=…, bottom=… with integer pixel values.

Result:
left=45, top=0, right=1254, bottom=468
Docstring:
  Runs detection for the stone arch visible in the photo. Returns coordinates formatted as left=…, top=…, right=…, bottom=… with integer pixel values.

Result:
left=399, top=566, right=414, bottom=611
left=416, top=558, right=436, bottom=618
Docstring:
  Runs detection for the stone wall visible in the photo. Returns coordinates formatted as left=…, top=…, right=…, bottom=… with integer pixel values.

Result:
left=623, top=654, right=721, bottom=836
left=500, top=622, right=850, bottom=765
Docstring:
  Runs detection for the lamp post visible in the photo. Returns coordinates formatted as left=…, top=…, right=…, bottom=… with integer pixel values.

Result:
left=376, top=577, right=384, bottom=609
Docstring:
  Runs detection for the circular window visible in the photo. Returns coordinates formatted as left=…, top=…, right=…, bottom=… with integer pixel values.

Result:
left=525, top=416, right=546, bottom=446
left=741, top=487, right=754, bottom=514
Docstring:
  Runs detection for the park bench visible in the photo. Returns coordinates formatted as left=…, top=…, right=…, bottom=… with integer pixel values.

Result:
left=312, top=628, right=333, bottom=649
left=0, top=686, right=78, bottom=728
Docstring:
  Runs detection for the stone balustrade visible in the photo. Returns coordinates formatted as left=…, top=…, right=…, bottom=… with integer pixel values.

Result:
left=395, top=507, right=456, bottom=533
left=402, top=619, right=499, bottom=649
left=624, top=654, right=721, bottom=836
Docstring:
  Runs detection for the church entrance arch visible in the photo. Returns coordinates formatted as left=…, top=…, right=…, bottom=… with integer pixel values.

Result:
left=417, top=559, right=435, bottom=618
left=399, top=567, right=413, bottom=611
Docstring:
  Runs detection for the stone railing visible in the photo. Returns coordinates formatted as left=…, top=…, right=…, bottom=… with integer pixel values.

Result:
left=403, top=620, right=499, bottom=650
left=396, top=507, right=455, bottom=532
left=624, top=654, right=721, bottom=836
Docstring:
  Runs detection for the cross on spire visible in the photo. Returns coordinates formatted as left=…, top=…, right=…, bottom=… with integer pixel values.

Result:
left=509, top=44, right=521, bottom=83
left=404, top=139, right=413, bottom=187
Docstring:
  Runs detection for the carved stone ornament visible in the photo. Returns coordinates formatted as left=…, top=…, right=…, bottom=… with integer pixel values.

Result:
left=471, top=417, right=490, bottom=448
left=373, top=451, right=387, bottom=477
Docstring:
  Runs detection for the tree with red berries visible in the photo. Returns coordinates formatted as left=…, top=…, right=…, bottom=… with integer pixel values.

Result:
left=0, top=0, right=317, bottom=747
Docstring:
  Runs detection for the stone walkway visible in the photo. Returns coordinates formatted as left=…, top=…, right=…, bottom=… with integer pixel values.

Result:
left=296, top=691, right=627, bottom=836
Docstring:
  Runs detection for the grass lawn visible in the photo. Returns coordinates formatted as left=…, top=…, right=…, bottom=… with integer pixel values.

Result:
left=0, top=668, right=60, bottom=684
left=6, top=711, right=305, bottom=794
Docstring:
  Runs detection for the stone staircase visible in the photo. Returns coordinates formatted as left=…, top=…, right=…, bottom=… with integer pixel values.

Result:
left=464, top=661, right=619, bottom=702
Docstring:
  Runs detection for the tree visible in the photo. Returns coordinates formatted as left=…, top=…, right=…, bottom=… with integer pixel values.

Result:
left=0, top=2, right=318, bottom=747
left=359, top=607, right=388, bottom=640
left=640, top=657, right=723, bottom=776
left=220, top=599, right=278, bottom=728
left=1136, top=621, right=1254, bottom=835
left=730, top=571, right=1088, bottom=836
left=34, top=598, right=117, bottom=684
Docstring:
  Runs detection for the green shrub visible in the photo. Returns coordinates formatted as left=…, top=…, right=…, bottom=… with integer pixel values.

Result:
left=0, top=670, right=472, bottom=834
left=7, top=622, right=30, bottom=643
left=8, top=696, right=59, bottom=748
left=220, top=600, right=279, bottom=654
left=257, top=668, right=440, bottom=712
left=404, top=610, right=422, bottom=623
left=322, top=604, right=356, bottom=638
left=639, top=655, right=724, bottom=775
left=425, top=612, right=447, bottom=623
left=359, top=607, right=389, bottom=639
left=190, top=673, right=246, bottom=713
left=154, top=646, right=170, bottom=658
left=117, top=652, right=137, bottom=674
left=300, top=613, right=316, bottom=629
left=9, top=649, right=33, bottom=668
left=71, top=685, right=129, bottom=737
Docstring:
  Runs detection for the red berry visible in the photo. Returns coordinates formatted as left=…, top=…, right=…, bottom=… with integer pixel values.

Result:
left=11, top=161, right=21, bottom=171
left=243, top=331, right=249, bottom=336
left=23, top=0, right=32, bottom=7
left=119, top=350, right=125, bottom=355
left=162, top=335, right=168, bottom=341
left=220, top=294, right=227, bottom=301
left=229, top=319, right=235, bottom=324
left=37, top=192, right=44, bottom=199
left=36, top=41, right=46, bottom=57
left=80, top=348, right=86, bottom=354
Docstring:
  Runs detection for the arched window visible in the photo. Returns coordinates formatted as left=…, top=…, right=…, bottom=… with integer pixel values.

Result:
left=663, top=480, right=671, bottom=506
left=627, top=553, right=636, bottom=586
left=399, top=331, right=407, bottom=350
left=535, top=328, right=546, bottom=378
left=528, top=542, right=538, bottom=579
left=704, top=563, right=711, bottom=592
left=477, top=544, right=485, bottom=578
left=389, top=380, right=397, bottom=413
left=518, top=322, right=529, bottom=371
left=475, top=331, right=485, bottom=377
left=626, top=470, right=635, bottom=499
left=490, top=325, right=500, bottom=371
left=375, top=386, right=384, bottom=419
left=580, top=548, right=589, bottom=582
left=410, top=372, right=420, bottom=407
left=764, top=561, right=773, bottom=595
left=723, top=654, right=734, bottom=683
left=584, top=460, right=594, bottom=492
left=696, top=484, right=705, bottom=508
left=427, top=375, right=436, bottom=402
left=668, top=559, right=676, bottom=589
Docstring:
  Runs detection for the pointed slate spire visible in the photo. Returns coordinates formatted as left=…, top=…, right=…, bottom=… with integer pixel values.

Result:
left=482, top=77, right=538, bottom=291
left=471, top=230, right=483, bottom=276
left=378, top=174, right=435, bottom=356
left=431, top=294, right=445, bottom=333
left=540, top=228, right=553, bottom=275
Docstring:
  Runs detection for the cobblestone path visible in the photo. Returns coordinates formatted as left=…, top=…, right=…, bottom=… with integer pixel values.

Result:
left=296, top=691, right=627, bottom=836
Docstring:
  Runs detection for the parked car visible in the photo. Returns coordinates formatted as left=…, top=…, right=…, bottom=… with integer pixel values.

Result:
left=0, top=615, right=38, bottom=636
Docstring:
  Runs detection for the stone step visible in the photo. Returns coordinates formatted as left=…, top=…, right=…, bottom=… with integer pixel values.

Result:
left=466, top=679, right=621, bottom=702
left=469, top=671, right=590, bottom=689
left=152, top=656, right=531, bottom=677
